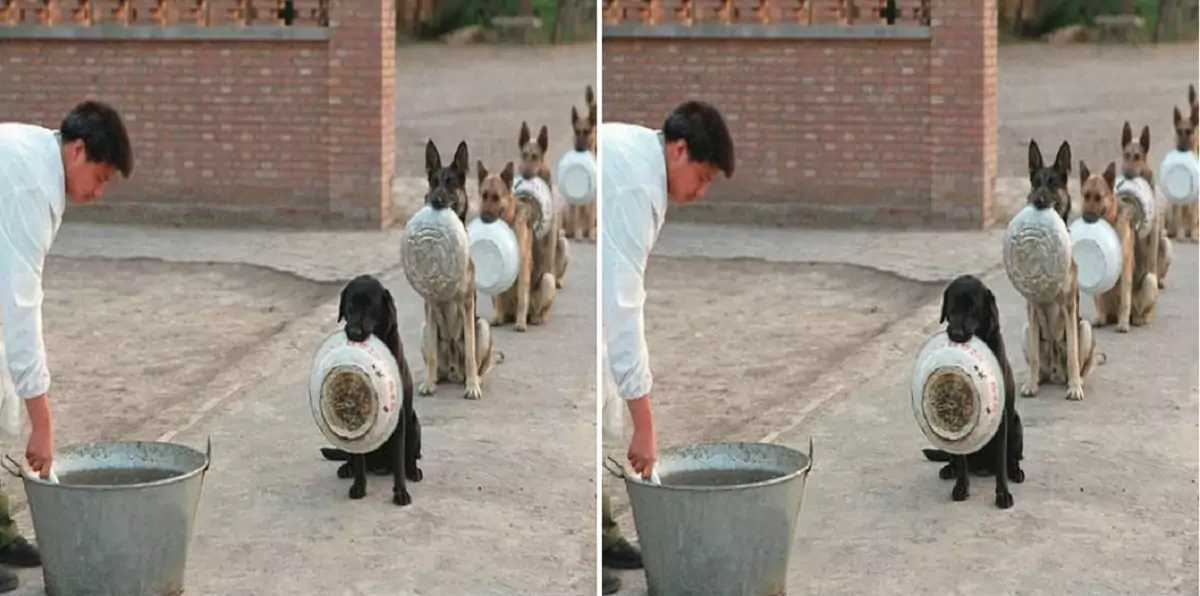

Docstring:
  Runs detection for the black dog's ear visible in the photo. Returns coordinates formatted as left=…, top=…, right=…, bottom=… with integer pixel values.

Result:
left=1053, top=141, right=1072, bottom=178
left=381, top=288, right=398, bottom=335
left=939, top=285, right=950, bottom=324
left=984, top=287, right=1001, bottom=337
left=337, top=284, right=350, bottom=323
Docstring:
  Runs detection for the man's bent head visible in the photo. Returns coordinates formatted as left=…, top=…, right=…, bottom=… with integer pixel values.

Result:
left=60, top=101, right=133, bottom=205
left=662, top=101, right=735, bottom=205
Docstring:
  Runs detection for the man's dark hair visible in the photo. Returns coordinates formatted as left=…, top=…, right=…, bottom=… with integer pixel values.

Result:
left=59, top=100, right=134, bottom=179
left=662, top=101, right=735, bottom=178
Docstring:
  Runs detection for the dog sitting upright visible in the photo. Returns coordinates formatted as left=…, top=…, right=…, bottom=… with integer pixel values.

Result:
left=1166, top=93, right=1200, bottom=242
left=419, top=139, right=495, bottom=400
left=1080, top=160, right=1159, bottom=333
left=563, top=85, right=598, bottom=242
left=920, top=275, right=1022, bottom=509
left=1020, top=140, right=1099, bottom=402
left=480, top=158, right=562, bottom=332
left=318, top=274, right=422, bottom=506
left=1118, top=122, right=1173, bottom=289
left=518, top=121, right=571, bottom=291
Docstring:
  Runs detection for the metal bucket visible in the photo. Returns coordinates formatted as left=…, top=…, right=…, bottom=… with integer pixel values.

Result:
left=605, top=440, right=814, bottom=596
left=13, top=440, right=211, bottom=596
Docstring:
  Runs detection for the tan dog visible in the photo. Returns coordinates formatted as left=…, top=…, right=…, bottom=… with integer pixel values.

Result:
left=418, top=140, right=495, bottom=400
left=1080, top=160, right=1159, bottom=333
left=1165, top=88, right=1199, bottom=242
left=479, top=159, right=563, bottom=332
left=564, top=85, right=598, bottom=242
left=518, top=121, right=571, bottom=290
left=1118, top=122, right=1173, bottom=289
left=1020, top=140, right=1099, bottom=402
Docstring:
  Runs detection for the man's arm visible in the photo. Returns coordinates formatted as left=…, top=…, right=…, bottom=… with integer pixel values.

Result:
left=0, top=184, right=54, bottom=407
left=601, top=185, right=656, bottom=405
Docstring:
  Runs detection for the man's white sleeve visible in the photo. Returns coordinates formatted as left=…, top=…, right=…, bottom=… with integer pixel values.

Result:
left=602, top=187, right=656, bottom=401
left=0, top=185, right=52, bottom=400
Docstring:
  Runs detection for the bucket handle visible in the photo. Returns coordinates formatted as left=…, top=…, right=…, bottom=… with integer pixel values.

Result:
left=602, top=456, right=627, bottom=480
left=203, top=436, right=212, bottom=474
left=806, top=436, right=815, bottom=472
left=0, top=455, right=19, bottom=479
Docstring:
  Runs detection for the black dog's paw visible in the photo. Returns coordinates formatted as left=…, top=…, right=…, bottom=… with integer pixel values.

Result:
left=392, top=490, right=413, bottom=507
left=951, top=484, right=969, bottom=502
left=995, top=491, right=1014, bottom=509
left=349, top=483, right=367, bottom=500
left=938, top=464, right=955, bottom=480
left=407, top=466, right=424, bottom=482
left=336, top=463, right=354, bottom=479
left=1009, top=466, right=1026, bottom=483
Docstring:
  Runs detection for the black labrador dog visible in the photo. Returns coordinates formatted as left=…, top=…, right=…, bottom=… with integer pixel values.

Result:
left=920, top=274, right=1024, bottom=509
left=318, top=274, right=423, bottom=506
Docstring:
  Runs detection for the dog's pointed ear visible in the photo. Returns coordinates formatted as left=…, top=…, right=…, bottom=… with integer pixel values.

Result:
left=1192, top=103, right=1199, bottom=127
left=571, top=106, right=580, bottom=125
left=1102, top=162, right=1117, bottom=190
left=453, top=141, right=470, bottom=180
left=477, top=160, right=488, bottom=187
left=1121, top=121, right=1133, bottom=148
left=501, top=161, right=515, bottom=189
left=1027, top=140, right=1044, bottom=179
left=1054, top=141, right=1071, bottom=177
left=585, top=85, right=594, bottom=106
left=424, top=140, right=441, bottom=178
left=337, top=284, right=349, bottom=323
left=1175, top=106, right=1184, bottom=127
left=1079, top=160, right=1090, bottom=188
left=519, top=122, right=531, bottom=149
left=537, top=125, right=549, bottom=154
left=589, top=103, right=597, bottom=127
left=1139, top=125, right=1151, bottom=154
left=1190, top=84, right=1197, bottom=107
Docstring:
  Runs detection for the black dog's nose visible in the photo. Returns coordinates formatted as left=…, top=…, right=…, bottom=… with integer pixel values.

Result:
left=947, top=329, right=970, bottom=343
left=345, top=327, right=367, bottom=342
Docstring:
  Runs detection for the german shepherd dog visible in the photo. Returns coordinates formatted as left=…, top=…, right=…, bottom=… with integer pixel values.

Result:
left=419, top=139, right=496, bottom=400
left=1117, top=122, right=1173, bottom=289
left=564, top=85, right=598, bottom=242
left=480, top=156, right=562, bottom=332
left=318, top=274, right=423, bottom=506
left=920, top=275, right=1022, bottom=509
left=1080, top=160, right=1159, bottom=332
left=1020, top=140, right=1099, bottom=402
left=518, top=121, right=571, bottom=291
left=1166, top=86, right=1199, bottom=242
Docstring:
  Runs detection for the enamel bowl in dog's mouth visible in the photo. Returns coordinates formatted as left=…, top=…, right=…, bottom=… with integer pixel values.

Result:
left=1112, top=175, right=1159, bottom=240
left=401, top=205, right=471, bottom=303
left=512, top=176, right=555, bottom=240
left=1069, top=217, right=1122, bottom=296
left=910, top=331, right=1006, bottom=455
left=467, top=217, right=521, bottom=296
left=556, top=149, right=597, bottom=206
left=1003, top=204, right=1073, bottom=304
left=309, top=330, right=402, bottom=454
left=1158, top=149, right=1200, bottom=206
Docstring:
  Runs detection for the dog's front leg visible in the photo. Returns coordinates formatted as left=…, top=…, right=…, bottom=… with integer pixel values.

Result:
left=514, top=224, right=533, bottom=332
left=1116, top=240, right=1134, bottom=333
left=349, top=453, right=367, bottom=500
left=951, top=454, right=970, bottom=502
left=993, top=413, right=1013, bottom=509
left=462, top=297, right=483, bottom=400
left=392, top=413, right=411, bottom=507
left=419, top=305, right=438, bottom=395
left=1064, top=297, right=1085, bottom=401
left=1021, top=303, right=1040, bottom=397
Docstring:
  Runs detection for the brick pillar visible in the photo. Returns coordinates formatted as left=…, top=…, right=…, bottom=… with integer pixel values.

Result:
left=928, top=0, right=997, bottom=227
left=328, top=0, right=397, bottom=228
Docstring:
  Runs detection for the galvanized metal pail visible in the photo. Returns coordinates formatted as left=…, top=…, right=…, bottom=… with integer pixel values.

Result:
left=14, top=440, right=211, bottom=596
left=606, top=440, right=814, bottom=596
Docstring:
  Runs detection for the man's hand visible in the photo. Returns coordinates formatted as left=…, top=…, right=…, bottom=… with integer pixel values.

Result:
left=626, top=396, right=657, bottom=479
left=23, top=393, right=53, bottom=478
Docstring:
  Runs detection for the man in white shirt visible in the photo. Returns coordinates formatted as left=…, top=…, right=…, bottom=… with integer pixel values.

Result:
left=600, top=101, right=735, bottom=594
left=0, top=101, right=133, bottom=592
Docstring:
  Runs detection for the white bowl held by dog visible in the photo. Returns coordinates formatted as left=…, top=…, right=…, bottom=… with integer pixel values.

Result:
left=1003, top=204, right=1073, bottom=304
left=910, top=331, right=1007, bottom=455
left=309, top=330, right=403, bottom=454
left=512, top=176, right=555, bottom=240
left=1068, top=217, right=1123, bottom=296
left=401, top=205, right=471, bottom=303
left=467, top=217, right=521, bottom=296
left=1158, top=149, right=1200, bottom=206
left=1113, top=176, right=1158, bottom=240
left=556, top=150, right=597, bottom=206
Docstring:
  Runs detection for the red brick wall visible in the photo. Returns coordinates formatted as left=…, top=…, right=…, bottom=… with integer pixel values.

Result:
left=602, top=5, right=997, bottom=229
left=0, top=8, right=396, bottom=229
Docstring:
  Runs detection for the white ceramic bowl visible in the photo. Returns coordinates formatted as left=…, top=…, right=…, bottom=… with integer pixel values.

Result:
left=309, top=330, right=402, bottom=454
left=556, top=150, right=597, bottom=206
left=467, top=217, right=521, bottom=296
left=910, top=331, right=1007, bottom=455
left=1068, top=217, right=1122, bottom=295
left=1003, top=204, right=1073, bottom=304
left=1158, top=149, right=1200, bottom=206
left=512, top=176, right=555, bottom=240
left=401, top=205, right=471, bottom=302
left=1113, top=176, right=1158, bottom=240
